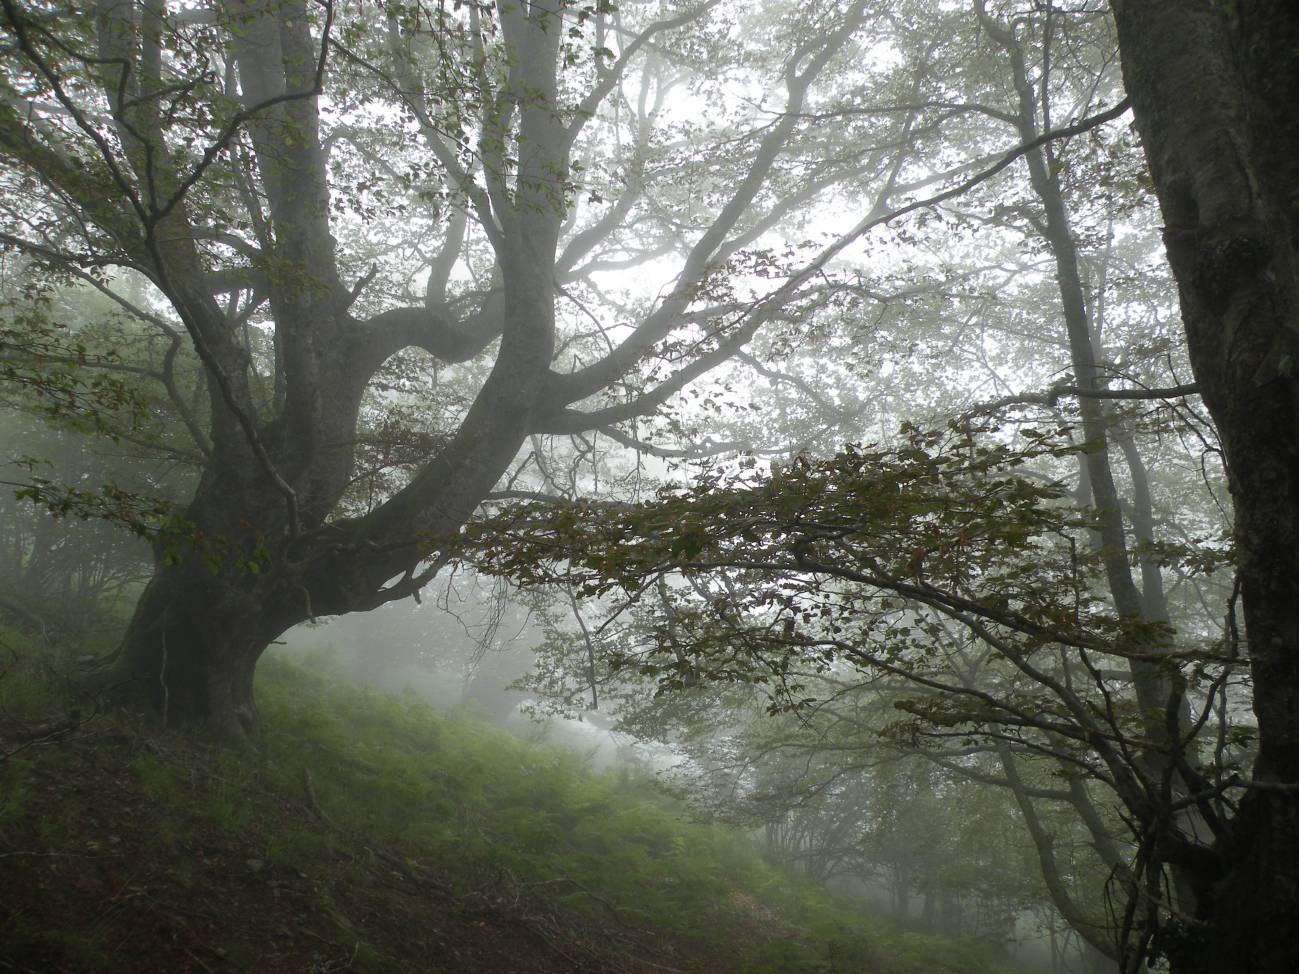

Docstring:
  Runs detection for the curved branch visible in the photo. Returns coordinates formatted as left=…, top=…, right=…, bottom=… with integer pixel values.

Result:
left=543, top=1, right=871, bottom=407
left=535, top=298, right=771, bottom=433
left=562, top=0, right=723, bottom=153
left=349, top=289, right=505, bottom=379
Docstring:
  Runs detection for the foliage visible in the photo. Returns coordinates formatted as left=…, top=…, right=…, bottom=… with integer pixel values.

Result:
left=463, top=421, right=1155, bottom=698
left=0, top=274, right=206, bottom=633
left=461, top=413, right=1245, bottom=967
left=0, top=0, right=1283, bottom=969
left=6, top=0, right=978, bottom=735
left=0, top=281, right=151, bottom=436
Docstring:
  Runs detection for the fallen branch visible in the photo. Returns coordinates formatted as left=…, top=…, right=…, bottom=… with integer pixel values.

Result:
left=364, top=845, right=453, bottom=895
left=522, top=875, right=642, bottom=928
left=1, top=709, right=99, bottom=762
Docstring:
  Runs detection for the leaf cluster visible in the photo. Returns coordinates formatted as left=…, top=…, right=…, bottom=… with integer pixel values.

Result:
left=462, top=420, right=1095, bottom=647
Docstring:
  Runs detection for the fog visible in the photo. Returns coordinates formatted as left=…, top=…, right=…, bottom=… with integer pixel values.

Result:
left=262, top=572, right=1111, bottom=973
left=272, top=576, right=683, bottom=775
left=3, top=0, right=1278, bottom=971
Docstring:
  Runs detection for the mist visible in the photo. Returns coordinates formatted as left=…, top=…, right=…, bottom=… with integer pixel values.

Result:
left=3, top=0, right=1292, bottom=972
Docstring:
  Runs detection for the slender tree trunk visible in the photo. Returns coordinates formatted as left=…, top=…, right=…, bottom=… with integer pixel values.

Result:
left=977, top=10, right=1195, bottom=962
left=1113, top=2, right=1299, bottom=971
left=978, top=0, right=1181, bottom=739
left=995, top=742, right=1124, bottom=965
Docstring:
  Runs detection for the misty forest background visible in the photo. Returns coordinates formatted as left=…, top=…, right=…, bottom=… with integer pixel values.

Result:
left=1, top=1, right=1296, bottom=973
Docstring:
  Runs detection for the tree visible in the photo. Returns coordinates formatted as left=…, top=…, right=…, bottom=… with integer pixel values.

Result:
left=0, top=0, right=898, bottom=738
left=1110, top=2, right=1299, bottom=972
left=441, top=0, right=1299, bottom=968
left=472, top=1, right=1299, bottom=966
left=0, top=414, right=155, bottom=636
left=463, top=420, right=1244, bottom=971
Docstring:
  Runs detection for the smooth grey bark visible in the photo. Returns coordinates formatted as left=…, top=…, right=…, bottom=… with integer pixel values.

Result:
left=1113, top=1, right=1299, bottom=971
left=110, top=0, right=561, bottom=740
left=0, top=0, right=870, bottom=739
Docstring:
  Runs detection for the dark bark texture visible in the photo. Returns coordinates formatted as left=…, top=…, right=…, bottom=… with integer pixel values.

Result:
left=1113, top=2, right=1299, bottom=970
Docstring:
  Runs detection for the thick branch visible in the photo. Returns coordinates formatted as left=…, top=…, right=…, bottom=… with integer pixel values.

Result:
left=350, top=291, right=505, bottom=379
left=968, top=381, right=1200, bottom=416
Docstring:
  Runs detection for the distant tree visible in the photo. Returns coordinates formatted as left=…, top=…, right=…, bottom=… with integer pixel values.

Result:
left=0, top=271, right=200, bottom=636
left=0, top=416, right=152, bottom=636
left=652, top=689, right=1054, bottom=944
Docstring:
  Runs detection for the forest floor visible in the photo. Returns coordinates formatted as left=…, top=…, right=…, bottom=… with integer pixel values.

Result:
left=0, top=724, right=726, bottom=973
left=0, top=653, right=1020, bottom=974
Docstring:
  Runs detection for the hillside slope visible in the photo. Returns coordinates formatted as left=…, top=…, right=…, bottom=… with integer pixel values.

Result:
left=1, top=654, right=1022, bottom=974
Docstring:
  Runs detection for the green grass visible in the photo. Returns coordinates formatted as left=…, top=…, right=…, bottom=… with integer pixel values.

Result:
left=0, top=627, right=69, bottom=720
left=1, top=646, right=1025, bottom=973
left=247, top=654, right=1014, bottom=973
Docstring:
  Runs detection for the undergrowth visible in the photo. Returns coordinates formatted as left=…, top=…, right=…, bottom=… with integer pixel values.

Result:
left=1, top=645, right=1023, bottom=973
left=247, top=654, right=1013, bottom=973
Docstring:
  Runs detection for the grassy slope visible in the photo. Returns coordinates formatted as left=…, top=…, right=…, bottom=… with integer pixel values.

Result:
left=1, top=652, right=1024, bottom=974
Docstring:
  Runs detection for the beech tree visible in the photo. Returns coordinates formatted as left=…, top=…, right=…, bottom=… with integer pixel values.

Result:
left=0, top=0, right=903, bottom=738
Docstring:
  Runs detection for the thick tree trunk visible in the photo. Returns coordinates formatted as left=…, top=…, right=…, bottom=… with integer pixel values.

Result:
left=97, top=0, right=570, bottom=740
left=106, top=472, right=305, bottom=740
left=106, top=358, right=543, bottom=739
left=1113, top=2, right=1299, bottom=971
left=113, top=571, right=270, bottom=741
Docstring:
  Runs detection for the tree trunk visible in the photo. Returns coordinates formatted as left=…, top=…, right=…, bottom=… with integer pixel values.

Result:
left=106, top=364, right=542, bottom=740
left=1113, top=2, right=1299, bottom=970
left=90, top=0, right=570, bottom=739
left=107, top=476, right=306, bottom=741
left=976, top=10, right=1194, bottom=958
left=113, top=573, right=268, bottom=741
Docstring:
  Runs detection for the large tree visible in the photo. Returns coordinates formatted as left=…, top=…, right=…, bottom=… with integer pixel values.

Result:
left=1111, top=2, right=1299, bottom=971
left=0, top=0, right=899, bottom=738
